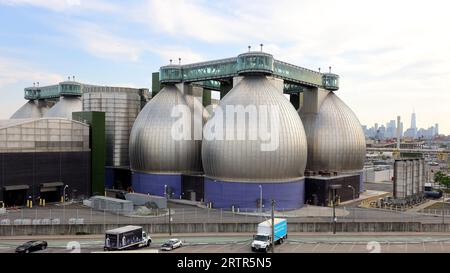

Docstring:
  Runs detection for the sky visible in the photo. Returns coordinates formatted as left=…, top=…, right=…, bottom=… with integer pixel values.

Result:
left=0, top=0, right=449, bottom=133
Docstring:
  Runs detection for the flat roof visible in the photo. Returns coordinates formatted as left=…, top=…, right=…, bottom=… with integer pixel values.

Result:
left=106, top=225, right=142, bottom=234
left=306, top=173, right=361, bottom=180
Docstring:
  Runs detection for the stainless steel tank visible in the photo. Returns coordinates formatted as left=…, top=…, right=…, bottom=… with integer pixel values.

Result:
left=299, top=92, right=366, bottom=172
left=82, top=87, right=144, bottom=167
left=44, top=96, right=82, bottom=119
left=202, top=76, right=308, bottom=182
left=129, top=85, right=203, bottom=174
left=10, top=100, right=50, bottom=119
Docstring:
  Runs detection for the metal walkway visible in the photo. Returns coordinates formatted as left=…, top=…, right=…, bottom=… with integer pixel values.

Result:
left=158, top=51, right=339, bottom=94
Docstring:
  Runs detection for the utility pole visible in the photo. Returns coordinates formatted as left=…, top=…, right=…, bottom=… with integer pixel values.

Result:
left=271, top=199, right=275, bottom=253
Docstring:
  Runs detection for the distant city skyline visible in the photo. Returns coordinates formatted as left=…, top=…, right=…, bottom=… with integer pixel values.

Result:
left=363, top=111, right=441, bottom=139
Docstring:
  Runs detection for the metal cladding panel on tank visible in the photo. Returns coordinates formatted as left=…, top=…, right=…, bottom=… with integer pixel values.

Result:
left=202, top=76, right=307, bottom=181
left=299, top=92, right=366, bottom=172
left=10, top=100, right=49, bottom=119
left=204, top=178, right=305, bottom=210
left=44, top=96, right=82, bottom=120
left=83, top=91, right=141, bottom=167
left=129, top=85, right=203, bottom=174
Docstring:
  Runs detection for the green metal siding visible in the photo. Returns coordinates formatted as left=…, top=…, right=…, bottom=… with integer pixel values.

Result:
left=152, top=72, right=161, bottom=97
left=72, top=111, right=106, bottom=195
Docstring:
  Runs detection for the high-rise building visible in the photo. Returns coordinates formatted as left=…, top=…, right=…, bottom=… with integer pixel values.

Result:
left=411, top=111, right=417, bottom=130
left=400, top=122, right=404, bottom=137
left=386, top=120, right=396, bottom=139
left=435, top=123, right=439, bottom=135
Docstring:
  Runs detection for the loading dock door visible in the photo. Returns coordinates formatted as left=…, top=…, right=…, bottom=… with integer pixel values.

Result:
left=3, top=185, right=29, bottom=207
left=40, top=182, right=63, bottom=203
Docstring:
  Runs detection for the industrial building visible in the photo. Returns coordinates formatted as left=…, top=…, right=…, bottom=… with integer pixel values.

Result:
left=1, top=81, right=148, bottom=207
left=129, top=50, right=366, bottom=210
left=3, top=50, right=366, bottom=210
left=0, top=118, right=90, bottom=206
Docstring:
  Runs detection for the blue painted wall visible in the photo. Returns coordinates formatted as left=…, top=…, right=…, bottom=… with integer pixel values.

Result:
left=131, top=172, right=182, bottom=198
left=204, top=178, right=305, bottom=211
left=105, top=167, right=115, bottom=189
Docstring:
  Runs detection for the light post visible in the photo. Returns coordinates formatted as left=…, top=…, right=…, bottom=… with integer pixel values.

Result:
left=271, top=199, right=275, bottom=253
left=329, top=184, right=342, bottom=234
left=259, top=185, right=263, bottom=213
left=348, top=185, right=356, bottom=200
left=442, top=192, right=445, bottom=225
left=165, top=185, right=172, bottom=236
left=63, top=185, right=69, bottom=203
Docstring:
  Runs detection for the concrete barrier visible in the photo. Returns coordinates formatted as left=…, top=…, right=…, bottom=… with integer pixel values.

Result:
left=2, top=221, right=450, bottom=236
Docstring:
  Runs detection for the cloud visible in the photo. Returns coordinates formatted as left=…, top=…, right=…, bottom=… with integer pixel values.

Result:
left=0, top=0, right=118, bottom=12
left=0, top=56, right=64, bottom=119
left=151, top=46, right=205, bottom=64
left=0, top=56, right=63, bottom=88
left=63, top=21, right=206, bottom=63
left=70, top=22, right=145, bottom=62
left=2, top=0, right=450, bottom=132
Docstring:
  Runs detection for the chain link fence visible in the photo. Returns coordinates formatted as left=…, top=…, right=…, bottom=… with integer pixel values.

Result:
left=1, top=204, right=449, bottom=228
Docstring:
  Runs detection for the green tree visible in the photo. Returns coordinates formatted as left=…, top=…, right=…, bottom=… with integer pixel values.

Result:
left=435, top=171, right=450, bottom=190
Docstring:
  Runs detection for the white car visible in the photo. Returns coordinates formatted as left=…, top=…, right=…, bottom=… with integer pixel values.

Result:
left=160, top=239, right=183, bottom=251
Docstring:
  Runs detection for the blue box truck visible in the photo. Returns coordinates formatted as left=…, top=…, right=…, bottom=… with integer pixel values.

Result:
left=251, top=218, right=287, bottom=252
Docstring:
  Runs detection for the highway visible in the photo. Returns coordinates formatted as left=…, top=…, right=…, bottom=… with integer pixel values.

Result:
left=2, top=233, right=450, bottom=253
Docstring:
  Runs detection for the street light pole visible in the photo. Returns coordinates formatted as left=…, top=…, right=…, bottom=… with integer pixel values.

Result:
left=165, top=185, right=172, bottom=236
left=63, top=185, right=69, bottom=203
left=259, top=185, right=263, bottom=213
left=329, top=184, right=342, bottom=235
left=348, top=185, right=356, bottom=200
left=442, top=192, right=445, bottom=225
left=271, top=199, right=275, bottom=253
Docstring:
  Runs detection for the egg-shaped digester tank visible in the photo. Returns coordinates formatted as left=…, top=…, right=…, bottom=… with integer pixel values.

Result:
left=202, top=76, right=308, bottom=210
left=299, top=92, right=366, bottom=173
left=129, top=85, right=203, bottom=198
left=43, top=96, right=82, bottom=119
left=10, top=100, right=50, bottom=119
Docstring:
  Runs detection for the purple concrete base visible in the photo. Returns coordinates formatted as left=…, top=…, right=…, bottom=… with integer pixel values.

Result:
left=132, top=172, right=182, bottom=199
left=204, top=178, right=305, bottom=211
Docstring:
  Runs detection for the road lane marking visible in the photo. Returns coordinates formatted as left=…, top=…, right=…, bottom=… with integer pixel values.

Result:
left=331, top=243, right=339, bottom=252
left=292, top=243, right=304, bottom=253
left=348, top=243, right=355, bottom=253
left=311, top=243, right=320, bottom=253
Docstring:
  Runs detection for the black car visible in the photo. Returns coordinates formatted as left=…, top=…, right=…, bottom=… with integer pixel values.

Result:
left=15, top=241, right=48, bottom=253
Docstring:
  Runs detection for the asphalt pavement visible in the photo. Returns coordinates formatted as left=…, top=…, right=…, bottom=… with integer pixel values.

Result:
left=2, top=233, right=450, bottom=253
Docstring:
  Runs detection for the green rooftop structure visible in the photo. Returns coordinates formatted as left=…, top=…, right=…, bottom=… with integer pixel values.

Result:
left=157, top=51, right=339, bottom=94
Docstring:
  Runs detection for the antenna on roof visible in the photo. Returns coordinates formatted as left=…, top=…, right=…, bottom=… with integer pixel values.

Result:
left=248, top=45, right=251, bottom=52
left=260, top=44, right=264, bottom=52
left=178, top=58, right=181, bottom=65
